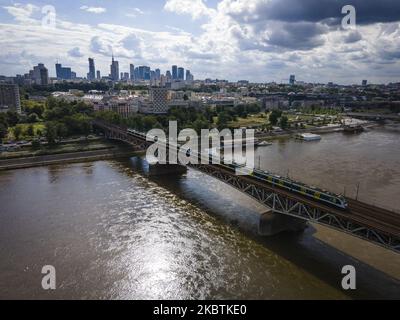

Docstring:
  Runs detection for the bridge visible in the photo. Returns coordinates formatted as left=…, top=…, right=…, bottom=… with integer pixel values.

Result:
left=93, top=120, right=400, bottom=254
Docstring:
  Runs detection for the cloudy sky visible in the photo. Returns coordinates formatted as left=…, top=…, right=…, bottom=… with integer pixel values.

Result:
left=0, top=0, right=399, bottom=84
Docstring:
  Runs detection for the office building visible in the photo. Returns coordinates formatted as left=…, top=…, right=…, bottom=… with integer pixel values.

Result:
left=166, top=71, right=172, bottom=82
left=55, top=63, right=72, bottom=80
left=110, top=55, right=119, bottom=81
left=149, top=87, right=170, bottom=114
left=96, top=70, right=101, bottom=80
left=155, top=69, right=161, bottom=80
left=172, top=65, right=178, bottom=80
left=289, top=75, right=296, bottom=85
left=88, top=58, right=96, bottom=81
left=130, top=64, right=135, bottom=81
left=362, top=80, right=368, bottom=86
left=186, top=70, right=194, bottom=82
left=178, top=67, right=184, bottom=81
left=29, top=63, right=49, bottom=85
left=0, top=83, right=21, bottom=114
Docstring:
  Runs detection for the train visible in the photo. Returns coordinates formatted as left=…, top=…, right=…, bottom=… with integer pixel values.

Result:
left=224, top=162, right=348, bottom=210
left=126, top=128, right=348, bottom=210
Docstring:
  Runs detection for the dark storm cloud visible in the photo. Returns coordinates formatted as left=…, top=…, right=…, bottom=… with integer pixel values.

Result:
left=266, top=22, right=327, bottom=50
left=228, top=0, right=400, bottom=52
left=229, top=0, right=400, bottom=25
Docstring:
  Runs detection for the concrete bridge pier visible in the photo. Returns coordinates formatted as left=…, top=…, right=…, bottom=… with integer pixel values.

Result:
left=258, top=211, right=308, bottom=236
left=148, top=164, right=188, bottom=176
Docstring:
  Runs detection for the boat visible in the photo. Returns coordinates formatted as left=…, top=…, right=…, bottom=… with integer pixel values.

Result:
left=296, top=133, right=322, bottom=141
left=343, top=125, right=364, bottom=133
left=256, top=141, right=272, bottom=147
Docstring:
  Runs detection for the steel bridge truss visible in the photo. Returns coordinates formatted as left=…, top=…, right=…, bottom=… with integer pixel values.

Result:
left=190, top=164, right=400, bottom=253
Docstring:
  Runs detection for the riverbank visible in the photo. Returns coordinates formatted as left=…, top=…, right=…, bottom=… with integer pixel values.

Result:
left=255, top=122, right=381, bottom=141
left=0, top=147, right=141, bottom=171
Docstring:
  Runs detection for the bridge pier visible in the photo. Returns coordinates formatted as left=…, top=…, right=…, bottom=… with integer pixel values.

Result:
left=258, top=211, right=308, bottom=236
left=148, top=164, right=188, bottom=176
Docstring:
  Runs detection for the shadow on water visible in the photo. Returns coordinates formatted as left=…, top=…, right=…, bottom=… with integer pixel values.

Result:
left=118, top=157, right=400, bottom=300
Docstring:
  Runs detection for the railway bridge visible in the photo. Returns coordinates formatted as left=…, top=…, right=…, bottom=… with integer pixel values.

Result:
left=93, top=120, right=400, bottom=253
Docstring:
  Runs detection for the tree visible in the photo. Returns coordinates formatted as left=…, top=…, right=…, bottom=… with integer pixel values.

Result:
left=13, top=125, right=23, bottom=141
left=269, top=111, right=279, bottom=126
left=217, top=112, right=231, bottom=130
left=27, top=113, right=40, bottom=123
left=0, top=123, right=7, bottom=140
left=6, top=111, right=20, bottom=127
left=27, top=124, right=35, bottom=137
left=280, top=116, right=289, bottom=129
left=45, top=122, right=58, bottom=145
left=192, top=118, right=210, bottom=134
left=56, top=123, right=68, bottom=139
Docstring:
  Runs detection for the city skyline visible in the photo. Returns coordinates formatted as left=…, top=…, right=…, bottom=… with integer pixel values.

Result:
left=0, top=0, right=400, bottom=84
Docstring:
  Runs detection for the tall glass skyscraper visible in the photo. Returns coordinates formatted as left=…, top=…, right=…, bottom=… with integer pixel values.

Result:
left=56, top=63, right=72, bottom=80
left=178, top=67, right=185, bottom=80
left=110, top=55, right=119, bottom=81
left=130, top=64, right=135, bottom=81
left=172, top=65, right=178, bottom=80
left=88, top=58, right=96, bottom=81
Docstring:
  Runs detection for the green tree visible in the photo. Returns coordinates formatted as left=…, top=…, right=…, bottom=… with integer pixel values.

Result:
left=0, top=123, right=7, bottom=140
left=6, top=111, right=20, bottom=127
left=269, top=111, right=279, bottom=126
left=217, top=112, right=231, bottom=130
left=280, top=116, right=289, bottom=129
left=27, top=113, right=40, bottom=123
left=57, top=123, right=68, bottom=139
left=45, top=122, right=58, bottom=145
left=27, top=124, right=35, bottom=137
left=13, top=125, right=23, bottom=141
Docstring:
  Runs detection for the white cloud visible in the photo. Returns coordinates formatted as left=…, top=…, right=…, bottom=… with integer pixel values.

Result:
left=125, top=8, right=145, bottom=18
left=164, top=0, right=216, bottom=20
left=80, top=6, right=106, bottom=14
left=3, top=3, right=39, bottom=24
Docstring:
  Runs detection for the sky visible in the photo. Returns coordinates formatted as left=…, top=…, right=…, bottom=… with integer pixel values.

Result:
left=0, top=0, right=400, bottom=84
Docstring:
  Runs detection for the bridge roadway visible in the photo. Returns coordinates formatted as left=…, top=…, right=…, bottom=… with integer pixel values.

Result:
left=93, top=120, right=400, bottom=253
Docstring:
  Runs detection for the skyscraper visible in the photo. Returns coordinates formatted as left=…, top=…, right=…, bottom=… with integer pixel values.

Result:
left=130, top=64, right=135, bottom=81
left=138, top=66, right=151, bottom=80
left=88, top=58, right=96, bottom=81
left=186, top=70, right=194, bottom=82
left=178, top=67, right=185, bottom=81
left=155, top=69, right=161, bottom=80
left=110, top=55, right=119, bottom=81
left=55, top=63, right=72, bottom=80
left=166, top=71, right=172, bottom=82
left=29, top=63, right=49, bottom=85
left=0, top=84, right=21, bottom=114
left=97, top=70, right=101, bottom=80
left=172, top=65, right=178, bottom=80
left=289, top=75, right=296, bottom=85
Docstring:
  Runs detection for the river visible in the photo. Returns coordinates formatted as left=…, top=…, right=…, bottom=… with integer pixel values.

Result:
left=0, top=125, right=399, bottom=299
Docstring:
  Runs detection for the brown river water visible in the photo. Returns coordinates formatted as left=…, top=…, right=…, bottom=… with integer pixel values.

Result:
left=0, top=125, right=399, bottom=299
